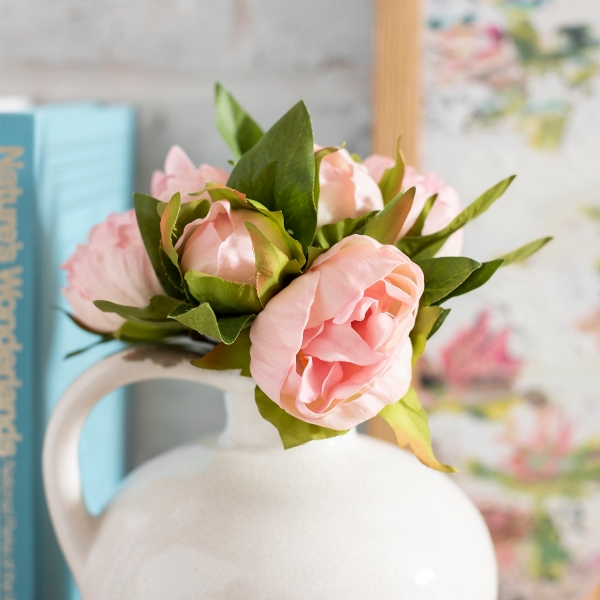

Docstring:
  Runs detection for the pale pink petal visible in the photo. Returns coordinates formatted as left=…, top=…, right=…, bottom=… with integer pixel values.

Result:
left=164, top=144, right=195, bottom=174
left=362, top=154, right=395, bottom=184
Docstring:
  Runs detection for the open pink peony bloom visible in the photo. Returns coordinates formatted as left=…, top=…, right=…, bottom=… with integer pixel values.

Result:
left=62, top=210, right=164, bottom=333
left=362, top=155, right=463, bottom=256
left=175, top=200, right=291, bottom=285
left=151, top=145, right=229, bottom=203
left=250, top=235, right=423, bottom=430
left=317, top=147, right=384, bottom=228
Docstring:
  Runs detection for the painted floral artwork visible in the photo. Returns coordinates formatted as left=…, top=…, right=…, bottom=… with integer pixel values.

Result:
left=426, top=0, right=600, bottom=149
left=425, top=1, right=600, bottom=597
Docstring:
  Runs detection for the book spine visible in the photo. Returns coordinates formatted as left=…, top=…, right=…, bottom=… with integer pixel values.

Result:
left=0, top=115, right=36, bottom=600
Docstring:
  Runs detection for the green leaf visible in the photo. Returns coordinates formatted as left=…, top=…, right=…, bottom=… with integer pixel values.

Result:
left=169, top=303, right=253, bottom=344
left=314, top=146, right=340, bottom=206
left=417, top=257, right=482, bottom=306
left=306, top=246, right=327, bottom=268
left=189, top=182, right=249, bottom=210
left=427, top=308, right=450, bottom=340
left=191, top=328, right=252, bottom=376
left=379, top=387, right=457, bottom=473
left=255, top=386, right=348, bottom=449
left=246, top=222, right=301, bottom=304
left=378, top=137, right=405, bottom=205
left=409, top=306, right=444, bottom=365
left=174, top=199, right=211, bottom=235
left=94, top=296, right=188, bottom=330
left=313, top=212, right=376, bottom=249
left=215, top=83, right=264, bottom=160
left=115, top=321, right=180, bottom=341
left=496, top=236, right=553, bottom=266
left=160, top=192, right=181, bottom=267
left=185, top=271, right=262, bottom=315
left=134, top=193, right=185, bottom=299
left=227, top=101, right=316, bottom=250
left=405, top=194, right=437, bottom=237
left=436, top=259, right=504, bottom=304
left=398, top=176, right=516, bottom=259
left=363, top=187, right=415, bottom=245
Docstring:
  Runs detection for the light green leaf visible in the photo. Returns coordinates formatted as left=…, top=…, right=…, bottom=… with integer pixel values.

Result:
left=115, top=321, right=180, bottom=341
left=246, top=222, right=301, bottom=304
left=409, top=306, right=444, bottom=365
left=313, top=212, right=376, bottom=249
left=215, top=83, right=264, bottom=159
left=314, top=146, right=340, bottom=206
left=94, top=296, right=187, bottom=330
left=169, top=303, right=253, bottom=344
left=496, top=236, right=553, bottom=266
left=427, top=308, right=451, bottom=340
left=435, top=259, right=503, bottom=304
left=398, top=176, right=516, bottom=259
left=255, top=386, right=348, bottom=449
left=185, top=271, right=262, bottom=315
left=306, top=246, right=327, bottom=268
left=378, top=137, right=406, bottom=205
left=134, top=193, right=185, bottom=299
left=189, top=182, right=249, bottom=210
left=379, top=387, right=457, bottom=473
left=160, top=192, right=181, bottom=267
left=364, top=187, right=415, bottom=245
left=405, top=194, right=437, bottom=237
left=227, top=101, right=316, bottom=250
left=417, top=257, right=482, bottom=306
left=191, top=328, right=252, bottom=376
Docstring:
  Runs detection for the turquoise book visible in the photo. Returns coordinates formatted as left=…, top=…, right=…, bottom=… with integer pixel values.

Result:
left=0, top=103, right=136, bottom=599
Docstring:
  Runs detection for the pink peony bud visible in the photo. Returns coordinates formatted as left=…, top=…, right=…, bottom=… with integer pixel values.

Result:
left=363, top=155, right=463, bottom=256
left=175, top=200, right=292, bottom=285
left=62, top=210, right=164, bottom=333
left=151, top=145, right=229, bottom=203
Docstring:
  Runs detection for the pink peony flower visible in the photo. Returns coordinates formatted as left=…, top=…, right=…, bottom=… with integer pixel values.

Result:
left=175, top=200, right=292, bottom=285
left=151, top=145, right=229, bottom=203
left=316, top=147, right=384, bottom=228
left=362, top=155, right=463, bottom=256
left=250, top=235, right=424, bottom=430
left=62, top=210, right=164, bottom=333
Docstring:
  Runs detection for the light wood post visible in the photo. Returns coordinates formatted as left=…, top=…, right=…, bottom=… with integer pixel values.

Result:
left=367, top=0, right=422, bottom=443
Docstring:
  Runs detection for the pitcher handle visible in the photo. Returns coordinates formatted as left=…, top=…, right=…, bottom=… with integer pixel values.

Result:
left=42, top=345, right=253, bottom=589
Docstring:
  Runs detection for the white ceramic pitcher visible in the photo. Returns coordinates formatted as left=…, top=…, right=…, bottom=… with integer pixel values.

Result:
left=43, top=345, right=498, bottom=600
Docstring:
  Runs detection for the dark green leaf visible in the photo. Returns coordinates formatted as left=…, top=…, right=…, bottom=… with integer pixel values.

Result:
left=427, top=308, right=450, bottom=340
left=185, top=271, right=262, bottom=315
left=94, top=296, right=188, bottom=330
left=378, top=137, right=405, bottom=205
left=115, top=321, right=181, bottom=341
left=313, top=212, right=376, bottom=250
left=435, top=259, right=504, bottom=304
left=406, top=194, right=437, bottom=237
left=379, top=387, right=457, bottom=473
left=215, top=83, right=264, bottom=159
left=134, top=193, right=185, bottom=299
left=255, top=386, right=348, bottom=449
left=191, top=328, right=252, bottom=376
left=496, top=236, right=553, bottom=266
left=417, top=257, right=482, bottom=306
left=227, top=101, right=316, bottom=250
left=169, top=303, right=253, bottom=344
left=398, top=176, right=516, bottom=259
left=363, top=187, right=415, bottom=245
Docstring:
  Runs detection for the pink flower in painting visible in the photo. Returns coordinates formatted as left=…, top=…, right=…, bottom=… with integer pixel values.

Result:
left=175, top=200, right=291, bottom=285
left=151, top=145, right=229, bottom=203
left=62, top=211, right=164, bottom=333
left=362, top=156, right=463, bottom=256
left=316, top=147, right=384, bottom=227
left=578, top=308, right=600, bottom=350
left=503, top=407, right=573, bottom=484
left=440, top=311, right=522, bottom=389
left=250, top=235, right=423, bottom=430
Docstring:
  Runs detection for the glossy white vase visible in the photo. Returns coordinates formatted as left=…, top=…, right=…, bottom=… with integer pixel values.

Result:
left=43, top=346, right=498, bottom=599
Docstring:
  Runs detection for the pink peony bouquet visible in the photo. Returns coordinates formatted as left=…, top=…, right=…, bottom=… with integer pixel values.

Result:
left=63, top=84, right=550, bottom=471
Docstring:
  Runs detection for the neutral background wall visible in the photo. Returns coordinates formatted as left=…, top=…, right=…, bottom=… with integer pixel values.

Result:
left=0, top=0, right=375, bottom=467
